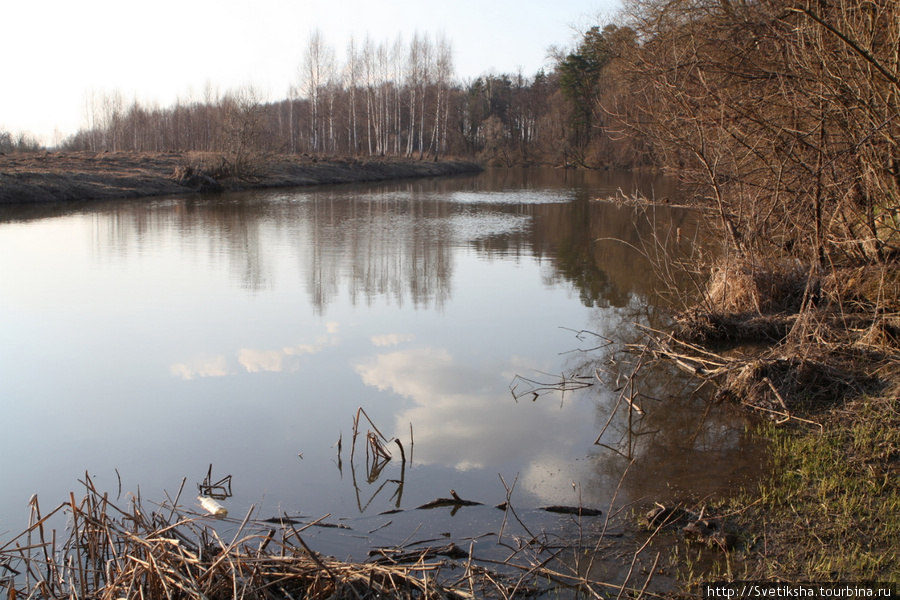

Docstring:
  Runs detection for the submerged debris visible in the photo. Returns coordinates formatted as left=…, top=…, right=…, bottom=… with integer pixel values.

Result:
left=369, top=543, right=470, bottom=564
left=643, top=504, right=738, bottom=552
left=541, top=505, right=603, bottom=516
left=644, top=505, right=697, bottom=529
left=417, top=490, right=483, bottom=510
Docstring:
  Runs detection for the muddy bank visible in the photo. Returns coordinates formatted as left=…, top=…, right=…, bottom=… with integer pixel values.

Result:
left=0, top=151, right=483, bottom=204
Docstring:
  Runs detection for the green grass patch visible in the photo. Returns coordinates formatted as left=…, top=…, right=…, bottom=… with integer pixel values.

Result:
left=663, top=393, right=900, bottom=591
left=727, top=395, right=900, bottom=583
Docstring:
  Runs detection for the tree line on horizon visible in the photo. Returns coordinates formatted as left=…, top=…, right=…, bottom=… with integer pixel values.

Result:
left=0, top=130, right=43, bottom=154
left=5, top=0, right=899, bottom=268
left=2, top=27, right=653, bottom=169
left=60, top=32, right=460, bottom=163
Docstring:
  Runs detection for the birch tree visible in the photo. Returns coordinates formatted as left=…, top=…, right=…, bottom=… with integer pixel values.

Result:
left=432, top=34, right=454, bottom=159
left=405, top=33, right=425, bottom=157
left=345, top=36, right=362, bottom=154
left=300, top=29, right=334, bottom=153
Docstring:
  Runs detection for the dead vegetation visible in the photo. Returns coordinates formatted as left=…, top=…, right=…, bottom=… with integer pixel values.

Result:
left=634, top=252, right=898, bottom=423
left=631, top=254, right=900, bottom=582
left=0, top=407, right=668, bottom=599
left=0, top=473, right=670, bottom=600
left=613, top=0, right=900, bottom=424
left=0, top=477, right=477, bottom=600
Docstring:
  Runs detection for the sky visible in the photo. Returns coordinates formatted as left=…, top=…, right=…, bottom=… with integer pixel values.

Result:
left=1, top=0, right=622, bottom=144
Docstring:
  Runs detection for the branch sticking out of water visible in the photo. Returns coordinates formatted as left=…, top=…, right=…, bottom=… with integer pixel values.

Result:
left=508, top=372, right=594, bottom=403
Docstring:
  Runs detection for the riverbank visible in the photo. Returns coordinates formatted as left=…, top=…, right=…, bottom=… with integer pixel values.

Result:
left=640, top=257, right=900, bottom=587
left=0, top=151, right=483, bottom=204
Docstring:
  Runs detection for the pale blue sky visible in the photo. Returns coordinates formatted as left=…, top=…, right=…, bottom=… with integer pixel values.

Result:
left=2, top=0, right=622, bottom=143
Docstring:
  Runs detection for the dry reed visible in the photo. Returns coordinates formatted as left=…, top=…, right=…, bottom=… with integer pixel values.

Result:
left=0, top=475, right=478, bottom=599
left=1, top=471, right=654, bottom=600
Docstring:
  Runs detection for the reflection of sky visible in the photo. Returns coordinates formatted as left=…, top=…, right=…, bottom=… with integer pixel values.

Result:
left=354, top=343, right=599, bottom=497
left=440, top=212, right=529, bottom=240
left=238, top=335, right=340, bottom=373
left=170, top=354, right=228, bottom=379
left=171, top=328, right=342, bottom=377
left=0, top=172, right=759, bottom=543
left=353, top=189, right=575, bottom=205
left=370, top=333, right=415, bottom=347
left=446, top=190, right=575, bottom=204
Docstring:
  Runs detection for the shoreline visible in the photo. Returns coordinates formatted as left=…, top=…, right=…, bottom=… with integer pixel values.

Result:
left=0, top=151, right=484, bottom=204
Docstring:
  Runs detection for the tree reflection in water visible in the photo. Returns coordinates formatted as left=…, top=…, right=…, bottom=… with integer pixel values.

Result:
left=0, top=167, right=764, bottom=553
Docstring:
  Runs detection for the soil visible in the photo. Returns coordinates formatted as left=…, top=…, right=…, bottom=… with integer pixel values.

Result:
left=0, top=151, right=483, bottom=204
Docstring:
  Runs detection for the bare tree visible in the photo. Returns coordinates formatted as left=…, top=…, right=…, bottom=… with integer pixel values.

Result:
left=417, top=34, right=432, bottom=159
left=431, top=34, right=454, bottom=159
left=617, top=0, right=900, bottom=264
left=300, top=29, right=335, bottom=153
left=405, top=33, right=423, bottom=157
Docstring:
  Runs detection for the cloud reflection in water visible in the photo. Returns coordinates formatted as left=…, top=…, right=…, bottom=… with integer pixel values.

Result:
left=170, top=326, right=342, bottom=378
left=238, top=335, right=340, bottom=373
left=370, top=333, right=415, bottom=347
left=353, top=346, right=594, bottom=474
left=169, top=355, right=228, bottom=379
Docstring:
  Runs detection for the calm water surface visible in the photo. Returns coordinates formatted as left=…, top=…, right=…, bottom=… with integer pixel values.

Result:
left=0, top=168, right=761, bottom=556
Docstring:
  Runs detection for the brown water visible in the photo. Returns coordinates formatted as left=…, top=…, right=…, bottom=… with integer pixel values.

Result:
left=0, top=168, right=762, bottom=560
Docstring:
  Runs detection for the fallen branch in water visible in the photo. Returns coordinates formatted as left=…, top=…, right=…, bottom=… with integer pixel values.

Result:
left=417, top=490, right=484, bottom=512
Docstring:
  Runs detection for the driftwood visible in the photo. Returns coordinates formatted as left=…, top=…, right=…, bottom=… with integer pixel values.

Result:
left=540, top=505, right=603, bottom=517
left=417, top=490, right=483, bottom=510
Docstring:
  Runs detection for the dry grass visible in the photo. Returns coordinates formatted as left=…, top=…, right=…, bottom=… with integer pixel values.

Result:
left=0, top=475, right=662, bottom=600
left=674, top=309, right=796, bottom=344
left=822, top=265, right=900, bottom=314
left=653, top=256, right=900, bottom=421
left=715, top=351, right=881, bottom=417
left=0, top=478, right=477, bottom=599
left=702, top=259, right=810, bottom=315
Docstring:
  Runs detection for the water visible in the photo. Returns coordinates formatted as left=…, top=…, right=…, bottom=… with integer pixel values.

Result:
left=0, top=168, right=762, bottom=558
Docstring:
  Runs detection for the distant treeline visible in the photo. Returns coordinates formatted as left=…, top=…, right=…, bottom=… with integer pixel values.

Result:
left=0, top=131, right=42, bottom=154
left=44, top=29, right=649, bottom=169
left=0, top=27, right=662, bottom=169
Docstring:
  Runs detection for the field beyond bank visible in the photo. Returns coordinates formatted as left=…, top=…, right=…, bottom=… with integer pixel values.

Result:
left=0, top=151, right=483, bottom=204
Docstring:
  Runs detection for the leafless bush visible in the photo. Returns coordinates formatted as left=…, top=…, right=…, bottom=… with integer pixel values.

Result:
left=219, top=86, right=269, bottom=180
left=620, top=0, right=900, bottom=266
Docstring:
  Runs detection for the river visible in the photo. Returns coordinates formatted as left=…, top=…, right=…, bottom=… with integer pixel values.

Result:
left=0, top=168, right=762, bottom=563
